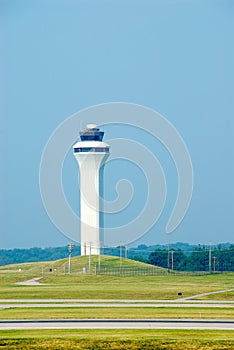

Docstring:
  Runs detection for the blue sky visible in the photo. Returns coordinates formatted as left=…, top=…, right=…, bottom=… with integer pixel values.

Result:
left=1, top=0, right=234, bottom=249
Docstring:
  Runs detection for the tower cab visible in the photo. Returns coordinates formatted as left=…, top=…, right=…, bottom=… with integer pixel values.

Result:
left=73, top=124, right=109, bottom=154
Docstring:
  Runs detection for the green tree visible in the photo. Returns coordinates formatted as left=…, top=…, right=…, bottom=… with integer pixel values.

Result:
left=148, top=250, right=168, bottom=268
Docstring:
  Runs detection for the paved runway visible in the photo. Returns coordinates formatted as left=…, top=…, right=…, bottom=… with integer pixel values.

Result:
left=1, top=298, right=233, bottom=310
left=1, top=298, right=233, bottom=303
left=1, top=319, right=233, bottom=330
left=1, top=302, right=233, bottom=309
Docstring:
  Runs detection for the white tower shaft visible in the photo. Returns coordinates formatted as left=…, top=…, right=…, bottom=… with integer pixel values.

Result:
left=75, top=153, right=108, bottom=255
left=73, top=124, right=109, bottom=256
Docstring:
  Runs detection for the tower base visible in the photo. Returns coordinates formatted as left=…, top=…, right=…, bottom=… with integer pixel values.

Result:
left=81, top=242, right=101, bottom=256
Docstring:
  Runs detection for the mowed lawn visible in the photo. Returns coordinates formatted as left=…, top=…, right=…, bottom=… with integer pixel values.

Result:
left=0, top=255, right=233, bottom=298
left=1, top=306, right=233, bottom=320
left=0, top=273, right=233, bottom=300
left=0, top=259, right=233, bottom=349
left=0, top=329, right=233, bottom=350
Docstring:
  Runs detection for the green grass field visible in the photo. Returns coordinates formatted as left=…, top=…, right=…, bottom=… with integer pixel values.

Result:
left=0, top=257, right=233, bottom=349
left=0, top=273, right=233, bottom=300
left=0, top=329, right=233, bottom=350
left=0, top=256, right=233, bottom=300
left=0, top=306, right=233, bottom=320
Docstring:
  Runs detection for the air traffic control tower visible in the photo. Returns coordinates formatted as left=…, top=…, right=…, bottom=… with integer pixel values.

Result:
left=73, top=124, right=109, bottom=255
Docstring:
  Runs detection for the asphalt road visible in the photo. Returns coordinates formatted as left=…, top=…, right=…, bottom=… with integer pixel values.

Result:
left=1, top=319, right=233, bottom=330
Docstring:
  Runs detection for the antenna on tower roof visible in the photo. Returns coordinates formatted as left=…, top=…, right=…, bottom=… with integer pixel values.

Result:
left=87, top=123, right=97, bottom=129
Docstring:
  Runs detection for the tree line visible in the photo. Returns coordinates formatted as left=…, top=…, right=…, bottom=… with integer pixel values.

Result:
left=0, top=243, right=233, bottom=272
left=0, top=246, right=80, bottom=266
left=144, top=245, right=234, bottom=272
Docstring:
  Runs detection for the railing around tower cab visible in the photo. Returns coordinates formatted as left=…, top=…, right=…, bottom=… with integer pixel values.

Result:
left=73, top=147, right=109, bottom=153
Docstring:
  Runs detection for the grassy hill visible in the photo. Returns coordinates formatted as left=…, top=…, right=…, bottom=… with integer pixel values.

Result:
left=0, top=256, right=233, bottom=300
left=0, top=255, right=167, bottom=280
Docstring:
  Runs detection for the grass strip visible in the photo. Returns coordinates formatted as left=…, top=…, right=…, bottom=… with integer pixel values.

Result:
left=0, top=329, right=233, bottom=349
left=0, top=273, right=233, bottom=301
left=1, top=307, right=234, bottom=319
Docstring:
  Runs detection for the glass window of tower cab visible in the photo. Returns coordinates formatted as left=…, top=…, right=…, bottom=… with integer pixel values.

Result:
left=73, top=124, right=110, bottom=154
left=80, top=124, right=104, bottom=141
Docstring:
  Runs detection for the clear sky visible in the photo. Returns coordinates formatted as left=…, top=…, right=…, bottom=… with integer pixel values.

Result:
left=1, top=0, right=234, bottom=249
